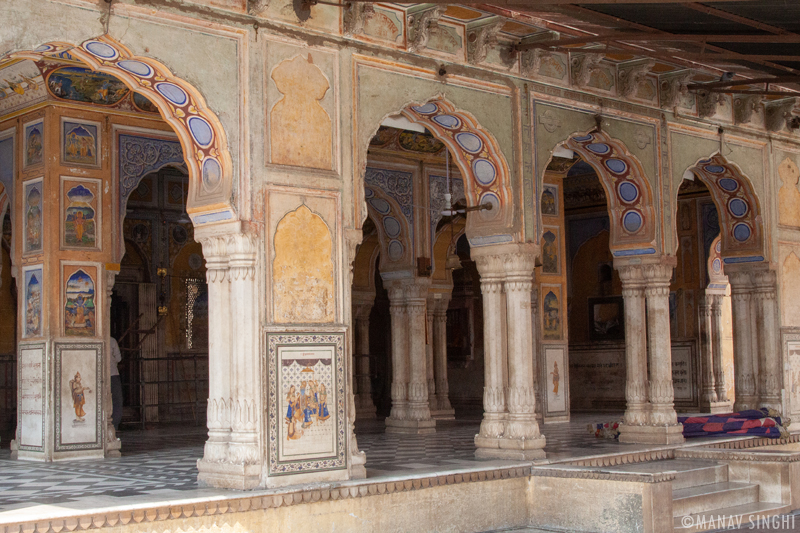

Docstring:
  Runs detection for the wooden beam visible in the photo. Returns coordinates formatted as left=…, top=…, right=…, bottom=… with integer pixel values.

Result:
left=685, top=3, right=791, bottom=35
left=696, top=89, right=800, bottom=96
left=687, top=76, right=800, bottom=90
left=517, top=33, right=800, bottom=51
left=539, top=46, right=800, bottom=63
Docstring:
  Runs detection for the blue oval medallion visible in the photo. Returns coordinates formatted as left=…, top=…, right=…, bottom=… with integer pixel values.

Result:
left=605, top=158, right=627, bottom=174
left=733, top=223, right=751, bottom=242
left=712, top=258, right=721, bottom=274
left=473, top=159, right=496, bottom=185
left=202, top=158, right=222, bottom=191
left=432, top=115, right=460, bottom=129
left=188, top=116, right=213, bottom=147
left=383, top=217, right=401, bottom=238
left=718, top=178, right=739, bottom=192
left=388, top=240, right=404, bottom=261
left=618, top=182, right=639, bottom=203
left=368, top=198, right=390, bottom=215
left=728, top=198, right=748, bottom=217
left=623, top=211, right=643, bottom=233
left=455, top=132, right=483, bottom=154
left=587, top=143, right=611, bottom=155
left=118, top=60, right=153, bottom=78
left=412, top=103, right=438, bottom=115
left=155, top=82, right=188, bottom=106
left=573, top=135, right=593, bottom=142
left=704, top=164, right=725, bottom=174
left=84, top=41, right=117, bottom=59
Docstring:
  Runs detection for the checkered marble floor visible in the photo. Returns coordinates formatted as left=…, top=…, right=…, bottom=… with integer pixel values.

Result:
left=0, top=413, right=643, bottom=512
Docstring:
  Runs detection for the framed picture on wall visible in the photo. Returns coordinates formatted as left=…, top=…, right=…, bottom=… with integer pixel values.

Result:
left=588, top=296, right=625, bottom=341
left=61, top=118, right=101, bottom=168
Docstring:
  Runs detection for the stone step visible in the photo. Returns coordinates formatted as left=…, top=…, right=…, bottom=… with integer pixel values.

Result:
left=672, top=482, right=759, bottom=517
left=670, top=460, right=728, bottom=490
left=673, top=502, right=791, bottom=532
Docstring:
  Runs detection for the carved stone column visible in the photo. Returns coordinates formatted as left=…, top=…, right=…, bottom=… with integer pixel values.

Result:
left=426, top=295, right=437, bottom=412
left=698, top=297, right=719, bottom=408
left=345, top=228, right=367, bottom=479
left=196, top=223, right=261, bottom=489
left=385, top=281, right=410, bottom=430
left=728, top=269, right=758, bottom=410
left=616, top=263, right=649, bottom=438
left=502, top=246, right=545, bottom=458
left=753, top=269, right=782, bottom=411
left=432, top=296, right=455, bottom=419
left=397, top=280, right=435, bottom=434
left=353, top=302, right=377, bottom=419
left=710, top=294, right=731, bottom=407
left=473, top=248, right=508, bottom=454
left=104, top=270, right=122, bottom=458
left=531, top=287, right=542, bottom=423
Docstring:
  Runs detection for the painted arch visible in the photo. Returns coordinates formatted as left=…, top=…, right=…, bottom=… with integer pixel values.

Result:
left=688, top=154, right=764, bottom=264
left=5, top=35, right=235, bottom=223
left=562, top=131, right=658, bottom=256
left=401, top=98, right=514, bottom=246
left=364, top=185, right=414, bottom=271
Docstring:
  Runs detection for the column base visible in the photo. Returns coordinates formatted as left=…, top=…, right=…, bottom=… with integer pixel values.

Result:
left=105, top=436, right=122, bottom=458
left=700, top=400, right=733, bottom=414
left=351, top=450, right=367, bottom=479
left=196, top=459, right=261, bottom=490
left=474, top=435, right=546, bottom=460
left=618, top=423, right=684, bottom=444
left=355, top=401, right=377, bottom=420
left=431, top=408, right=455, bottom=420
left=385, top=417, right=436, bottom=435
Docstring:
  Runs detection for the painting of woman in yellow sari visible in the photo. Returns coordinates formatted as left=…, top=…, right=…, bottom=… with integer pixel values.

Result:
left=69, top=372, right=92, bottom=422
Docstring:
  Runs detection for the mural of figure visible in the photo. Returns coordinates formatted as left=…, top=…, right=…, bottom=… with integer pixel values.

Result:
left=779, top=157, right=800, bottom=228
left=541, top=187, right=557, bottom=216
left=285, top=385, right=303, bottom=440
left=65, top=269, right=96, bottom=337
left=270, top=54, right=332, bottom=170
left=543, top=290, right=560, bottom=340
left=542, top=231, right=558, bottom=274
left=25, top=124, right=43, bottom=167
left=25, top=270, right=42, bottom=337
left=64, top=185, right=96, bottom=248
left=25, top=184, right=42, bottom=253
left=317, top=383, right=330, bottom=422
left=69, top=371, right=92, bottom=422
left=64, top=124, right=97, bottom=166
left=550, top=361, right=560, bottom=395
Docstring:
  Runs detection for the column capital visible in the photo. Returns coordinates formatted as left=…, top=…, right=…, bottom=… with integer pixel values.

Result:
left=472, top=242, right=539, bottom=280
left=641, top=256, right=676, bottom=286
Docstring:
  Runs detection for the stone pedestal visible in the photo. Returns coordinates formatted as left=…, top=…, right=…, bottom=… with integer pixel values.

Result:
left=473, top=243, right=545, bottom=460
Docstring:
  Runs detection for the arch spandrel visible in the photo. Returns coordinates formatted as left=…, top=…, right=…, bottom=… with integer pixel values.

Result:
left=689, top=154, right=765, bottom=264
left=560, top=131, right=659, bottom=256
left=5, top=36, right=236, bottom=223
left=401, top=99, right=514, bottom=245
left=364, top=185, right=414, bottom=272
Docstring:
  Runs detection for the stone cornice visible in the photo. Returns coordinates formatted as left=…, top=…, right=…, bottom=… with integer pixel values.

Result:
left=531, top=466, right=675, bottom=484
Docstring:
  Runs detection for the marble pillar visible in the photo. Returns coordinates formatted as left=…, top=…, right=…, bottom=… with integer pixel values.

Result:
left=196, top=223, right=262, bottom=490
left=432, top=296, right=455, bottom=419
left=616, top=264, right=649, bottom=438
left=474, top=243, right=545, bottom=460
left=386, top=279, right=435, bottom=434
left=345, top=229, right=368, bottom=480
left=753, top=269, right=782, bottom=411
left=353, top=302, right=377, bottom=419
left=710, top=294, right=731, bottom=407
left=426, top=297, right=437, bottom=412
left=699, top=298, right=719, bottom=407
left=728, top=269, right=758, bottom=411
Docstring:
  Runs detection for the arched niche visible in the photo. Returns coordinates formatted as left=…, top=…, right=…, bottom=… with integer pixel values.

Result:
left=4, top=35, right=236, bottom=223
left=364, top=185, right=414, bottom=272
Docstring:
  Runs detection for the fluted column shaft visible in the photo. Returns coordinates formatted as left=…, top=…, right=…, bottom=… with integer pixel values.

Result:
left=477, top=275, right=506, bottom=439
left=644, top=266, right=678, bottom=426
left=710, top=295, right=729, bottom=403
left=699, top=298, right=718, bottom=404
left=433, top=298, right=454, bottom=413
left=619, top=266, right=648, bottom=426
left=426, top=299, right=437, bottom=410
left=406, top=283, right=432, bottom=422
left=227, top=233, right=259, bottom=466
left=386, top=284, right=409, bottom=422
left=753, top=270, right=781, bottom=410
left=729, top=272, right=757, bottom=410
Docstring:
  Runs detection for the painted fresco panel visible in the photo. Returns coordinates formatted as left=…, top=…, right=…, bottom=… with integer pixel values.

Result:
left=545, top=347, right=566, bottom=414
left=778, top=156, right=800, bottom=228
left=23, top=120, right=43, bottom=169
left=61, top=177, right=101, bottom=250
left=0, top=60, right=47, bottom=116
left=23, top=178, right=43, bottom=254
left=541, top=185, right=558, bottom=216
left=23, top=265, right=43, bottom=338
left=273, top=206, right=335, bottom=323
left=268, top=332, right=346, bottom=475
left=61, top=119, right=100, bottom=168
left=63, top=265, right=97, bottom=337
left=47, top=66, right=129, bottom=106
left=18, top=343, right=45, bottom=450
left=541, top=284, right=562, bottom=341
left=541, top=226, right=560, bottom=275
left=55, top=343, right=102, bottom=450
left=0, top=134, right=14, bottom=209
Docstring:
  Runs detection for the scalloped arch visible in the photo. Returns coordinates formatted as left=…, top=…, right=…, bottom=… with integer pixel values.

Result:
left=561, top=131, right=659, bottom=256
left=5, top=35, right=235, bottom=223
left=688, top=154, right=764, bottom=264
left=364, top=185, right=414, bottom=271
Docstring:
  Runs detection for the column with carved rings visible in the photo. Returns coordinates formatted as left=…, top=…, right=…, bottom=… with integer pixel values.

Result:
left=616, top=263, right=649, bottom=438
left=433, top=295, right=455, bottom=419
left=426, top=295, right=437, bottom=412
left=404, top=280, right=436, bottom=433
left=752, top=268, right=782, bottom=411
left=195, top=222, right=261, bottom=490
left=710, top=294, right=730, bottom=406
left=728, top=269, right=758, bottom=411
left=385, top=281, right=409, bottom=428
left=699, top=297, right=719, bottom=407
